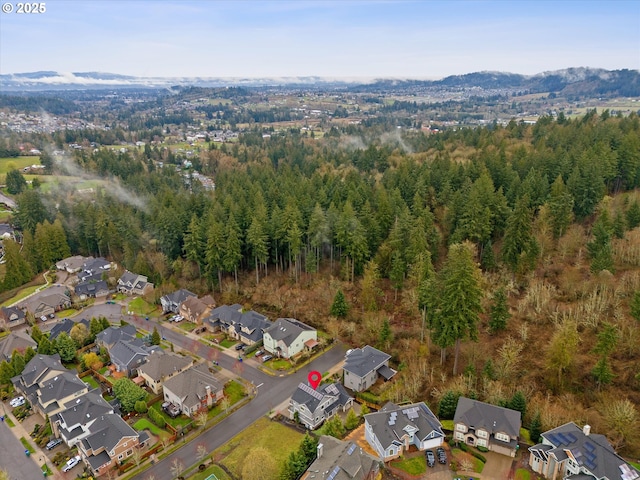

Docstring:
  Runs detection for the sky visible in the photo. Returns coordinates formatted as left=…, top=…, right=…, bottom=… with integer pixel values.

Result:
left=0, top=0, right=639, bottom=79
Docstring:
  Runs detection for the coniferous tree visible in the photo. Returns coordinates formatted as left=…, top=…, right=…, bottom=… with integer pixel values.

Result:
left=330, top=290, right=349, bottom=318
left=529, top=411, right=542, bottom=443
left=489, top=288, right=510, bottom=334
left=438, top=390, right=460, bottom=420
left=5, top=168, right=27, bottom=194
left=587, top=213, right=614, bottom=274
left=509, top=391, right=527, bottom=418
left=1, top=239, right=33, bottom=290
left=151, top=327, right=161, bottom=346
left=55, top=332, right=77, bottom=363
left=502, top=194, right=539, bottom=273
left=546, top=175, right=574, bottom=238
left=626, top=200, right=640, bottom=229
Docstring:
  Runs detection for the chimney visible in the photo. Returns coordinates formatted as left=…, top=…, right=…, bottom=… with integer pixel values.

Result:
left=205, top=385, right=211, bottom=397
left=583, top=424, right=591, bottom=436
left=317, top=443, right=323, bottom=459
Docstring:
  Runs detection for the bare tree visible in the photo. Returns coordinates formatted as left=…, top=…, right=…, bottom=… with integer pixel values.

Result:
left=220, top=396, right=230, bottom=414
left=195, top=410, right=208, bottom=431
left=170, top=458, right=185, bottom=479
left=196, top=444, right=208, bottom=463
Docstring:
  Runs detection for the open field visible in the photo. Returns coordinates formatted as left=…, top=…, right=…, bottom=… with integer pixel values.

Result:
left=0, top=156, right=40, bottom=174
left=214, top=417, right=303, bottom=478
left=1, top=284, right=42, bottom=307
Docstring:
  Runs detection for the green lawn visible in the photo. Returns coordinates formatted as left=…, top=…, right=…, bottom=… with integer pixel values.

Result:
left=391, top=455, right=426, bottom=476
left=82, top=376, right=100, bottom=390
left=268, top=358, right=292, bottom=370
left=20, top=436, right=35, bottom=453
left=0, top=211, right=12, bottom=222
left=215, top=417, right=303, bottom=478
left=515, top=469, right=531, bottom=480
left=5, top=416, right=15, bottom=427
left=187, top=464, right=230, bottom=480
left=176, top=321, right=196, bottom=332
left=132, top=418, right=170, bottom=439
left=0, top=156, right=40, bottom=174
left=113, top=293, right=128, bottom=302
left=208, top=381, right=245, bottom=419
left=440, top=419, right=454, bottom=430
left=1, top=284, right=43, bottom=307
left=519, top=427, right=532, bottom=444
left=452, top=448, right=485, bottom=473
left=148, top=402, right=192, bottom=429
left=57, top=308, right=78, bottom=318
left=220, top=338, right=236, bottom=348
left=128, top=297, right=159, bottom=316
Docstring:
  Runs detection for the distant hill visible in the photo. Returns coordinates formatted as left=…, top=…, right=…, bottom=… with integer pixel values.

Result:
left=1, top=68, right=638, bottom=96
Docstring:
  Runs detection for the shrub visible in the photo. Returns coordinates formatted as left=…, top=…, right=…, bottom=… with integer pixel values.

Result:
left=134, top=400, right=148, bottom=414
left=477, top=445, right=489, bottom=453
left=149, top=408, right=166, bottom=428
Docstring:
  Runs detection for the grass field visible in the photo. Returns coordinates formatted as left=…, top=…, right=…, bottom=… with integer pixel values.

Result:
left=215, top=417, right=303, bottom=478
left=515, top=469, right=531, bottom=480
left=391, top=455, right=426, bottom=475
left=268, top=358, right=292, bottom=370
left=128, top=297, right=159, bottom=316
left=82, top=376, right=100, bottom=389
left=1, top=284, right=42, bottom=307
left=148, top=402, right=193, bottom=429
left=132, top=418, right=170, bottom=439
left=208, top=381, right=245, bottom=419
left=220, top=338, right=236, bottom=348
left=0, top=156, right=40, bottom=174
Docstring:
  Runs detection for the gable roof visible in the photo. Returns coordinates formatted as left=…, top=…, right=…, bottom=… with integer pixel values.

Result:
left=206, top=304, right=242, bottom=324
left=1, top=306, right=26, bottom=323
left=81, top=413, right=138, bottom=453
left=24, top=292, right=70, bottom=313
left=74, top=280, right=108, bottom=297
left=0, top=330, right=37, bottom=361
left=56, top=255, right=87, bottom=271
left=162, top=289, right=196, bottom=306
left=343, top=345, right=392, bottom=378
left=365, top=402, right=444, bottom=451
left=291, top=382, right=353, bottom=415
left=96, top=325, right=137, bottom=347
left=109, top=338, right=157, bottom=370
left=49, top=318, right=91, bottom=340
left=137, top=351, right=193, bottom=381
left=14, top=353, right=67, bottom=387
left=264, top=318, right=316, bottom=347
left=305, top=435, right=379, bottom=480
left=200, top=295, right=216, bottom=307
left=38, top=371, right=88, bottom=412
left=454, top=397, right=521, bottom=438
left=163, top=362, right=222, bottom=410
left=54, top=389, right=113, bottom=433
left=82, top=257, right=111, bottom=273
left=180, top=296, right=210, bottom=318
left=533, top=422, right=640, bottom=480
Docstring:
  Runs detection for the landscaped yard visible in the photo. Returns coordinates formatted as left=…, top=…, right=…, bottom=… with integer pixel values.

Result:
left=391, top=455, right=426, bottom=475
left=451, top=448, right=485, bottom=473
left=132, top=418, right=170, bottom=439
left=56, top=308, right=78, bottom=318
left=220, top=338, right=236, bottom=348
left=148, top=402, right=193, bottom=429
left=176, top=321, right=196, bottom=332
left=214, top=417, right=304, bottom=478
left=128, top=297, right=159, bottom=316
left=268, top=358, right=292, bottom=370
left=82, top=375, right=100, bottom=389
left=208, top=381, right=246, bottom=419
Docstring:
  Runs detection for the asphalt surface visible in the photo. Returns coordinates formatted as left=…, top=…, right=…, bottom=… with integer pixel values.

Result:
left=0, top=415, right=48, bottom=480
left=127, top=315, right=347, bottom=480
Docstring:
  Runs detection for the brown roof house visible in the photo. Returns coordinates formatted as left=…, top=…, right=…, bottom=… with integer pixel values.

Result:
left=0, top=306, right=27, bottom=329
left=0, top=330, right=36, bottom=361
left=162, top=362, right=224, bottom=417
left=302, top=435, right=381, bottom=480
left=179, top=296, right=211, bottom=324
left=137, top=351, right=193, bottom=394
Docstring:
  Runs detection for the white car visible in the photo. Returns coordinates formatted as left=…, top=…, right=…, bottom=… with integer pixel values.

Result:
left=62, top=455, right=81, bottom=472
left=9, top=396, right=25, bottom=408
left=174, top=315, right=183, bottom=322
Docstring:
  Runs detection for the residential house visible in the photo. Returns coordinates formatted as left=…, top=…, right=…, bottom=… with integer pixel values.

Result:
left=11, top=354, right=67, bottom=396
left=0, top=306, right=27, bottom=329
left=302, top=435, right=380, bottom=480
left=364, top=401, right=444, bottom=462
left=343, top=346, right=396, bottom=392
left=160, top=289, right=196, bottom=314
left=0, top=330, right=37, bottom=361
left=263, top=318, right=318, bottom=359
left=117, top=270, right=153, bottom=296
left=77, top=413, right=148, bottom=477
left=179, top=296, right=211, bottom=324
left=453, top=397, right=521, bottom=457
left=77, top=257, right=112, bottom=283
left=96, top=325, right=137, bottom=350
left=51, top=389, right=114, bottom=447
left=137, top=351, right=193, bottom=394
left=23, top=292, right=71, bottom=317
left=200, top=295, right=216, bottom=308
left=203, top=304, right=270, bottom=345
left=75, top=280, right=109, bottom=300
left=56, top=255, right=87, bottom=273
left=162, top=362, right=224, bottom=417
left=289, top=382, right=354, bottom=430
left=49, top=318, right=90, bottom=341
left=529, top=423, right=640, bottom=480
left=108, top=338, right=159, bottom=377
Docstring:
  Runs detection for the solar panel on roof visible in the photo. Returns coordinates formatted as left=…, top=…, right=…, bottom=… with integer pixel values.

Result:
left=299, top=383, right=324, bottom=401
left=347, top=444, right=356, bottom=455
left=566, top=432, right=577, bottom=442
left=584, top=458, right=597, bottom=470
left=585, top=442, right=595, bottom=452
left=327, top=466, right=341, bottom=480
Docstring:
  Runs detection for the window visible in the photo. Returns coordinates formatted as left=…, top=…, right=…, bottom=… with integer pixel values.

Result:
left=477, top=430, right=487, bottom=438
left=495, top=432, right=509, bottom=442
left=477, top=439, right=487, bottom=447
left=455, top=432, right=464, bottom=440
left=118, top=454, right=124, bottom=460
left=127, top=449, right=133, bottom=456
left=456, top=423, right=466, bottom=432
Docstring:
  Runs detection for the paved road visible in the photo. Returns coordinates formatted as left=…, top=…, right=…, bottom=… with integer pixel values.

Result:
left=130, top=327, right=346, bottom=480
left=0, top=415, right=48, bottom=480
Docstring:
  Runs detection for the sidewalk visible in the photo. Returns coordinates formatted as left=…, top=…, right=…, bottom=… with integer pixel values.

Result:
left=2, top=406, right=62, bottom=479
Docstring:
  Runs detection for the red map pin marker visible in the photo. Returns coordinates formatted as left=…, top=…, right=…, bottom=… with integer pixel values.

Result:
left=308, top=370, right=322, bottom=390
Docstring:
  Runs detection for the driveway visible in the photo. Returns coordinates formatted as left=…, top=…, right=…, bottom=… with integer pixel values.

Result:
left=481, top=451, right=514, bottom=479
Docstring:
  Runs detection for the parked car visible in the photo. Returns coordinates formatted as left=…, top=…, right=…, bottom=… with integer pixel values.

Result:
left=426, top=450, right=436, bottom=467
left=437, top=446, right=447, bottom=464
left=255, top=349, right=264, bottom=357
left=173, top=315, right=184, bottom=322
left=234, top=343, right=245, bottom=351
left=40, top=315, right=47, bottom=322
left=46, top=438, right=63, bottom=450
left=261, top=354, right=273, bottom=363
left=162, top=402, right=180, bottom=418
left=62, top=455, right=81, bottom=472
left=48, top=313, right=55, bottom=319
left=9, top=396, right=25, bottom=408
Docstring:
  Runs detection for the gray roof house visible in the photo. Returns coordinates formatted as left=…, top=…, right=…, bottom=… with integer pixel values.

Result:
left=263, top=318, right=318, bottom=359
left=343, top=346, right=396, bottom=392
left=0, top=330, right=37, bottom=361
left=56, top=255, right=88, bottom=273
left=117, top=270, right=153, bottom=296
left=137, top=351, right=193, bottom=394
left=289, top=382, right=354, bottom=430
left=302, top=435, right=380, bottom=480
left=162, top=362, right=224, bottom=417
left=160, top=289, right=196, bottom=314
left=12, top=354, right=67, bottom=394
left=453, top=397, right=522, bottom=457
left=34, top=370, right=89, bottom=416
left=96, top=325, right=137, bottom=349
left=364, top=401, right=444, bottom=462
left=204, top=304, right=270, bottom=345
left=49, top=318, right=91, bottom=341
left=529, top=423, right=640, bottom=480
left=108, top=338, right=159, bottom=377
left=77, top=412, right=147, bottom=477
left=51, top=389, right=114, bottom=447
left=0, top=306, right=27, bottom=329
left=79, top=257, right=112, bottom=282
left=74, top=280, right=109, bottom=299
left=23, top=292, right=71, bottom=317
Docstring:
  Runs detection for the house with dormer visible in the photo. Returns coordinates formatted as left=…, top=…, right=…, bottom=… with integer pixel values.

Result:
left=137, top=351, right=193, bottom=394
left=289, top=382, right=354, bottom=430
left=56, top=255, right=88, bottom=274
left=96, top=325, right=137, bottom=350
left=0, top=330, right=36, bottom=361
left=77, top=413, right=148, bottom=477
left=179, top=296, right=211, bottom=324
left=75, top=280, right=109, bottom=300
left=529, top=423, right=640, bottom=480
left=263, top=318, right=318, bottom=359
left=160, top=289, right=196, bottom=314
left=162, top=362, right=223, bottom=417
left=0, top=306, right=26, bottom=329
left=23, top=292, right=71, bottom=317
left=117, top=270, right=153, bottom=296
left=343, top=346, right=396, bottom=392
left=364, top=401, right=444, bottom=462
left=453, top=397, right=521, bottom=457
left=302, top=435, right=380, bottom=480
left=109, top=339, right=159, bottom=377
left=204, top=304, right=270, bottom=345
left=51, top=389, right=114, bottom=447
left=11, top=353, right=68, bottom=398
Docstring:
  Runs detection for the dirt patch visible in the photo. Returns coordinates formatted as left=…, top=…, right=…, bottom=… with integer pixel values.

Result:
left=343, top=424, right=379, bottom=458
